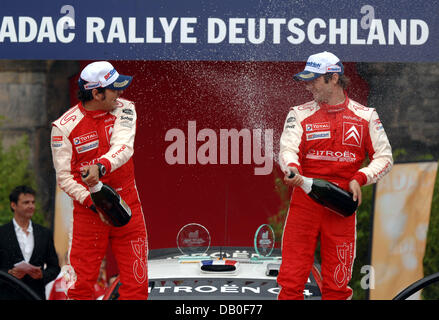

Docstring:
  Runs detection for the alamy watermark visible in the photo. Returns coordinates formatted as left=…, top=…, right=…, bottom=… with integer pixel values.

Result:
left=164, top=121, right=274, bottom=175
left=360, top=265, right=375, bottom=290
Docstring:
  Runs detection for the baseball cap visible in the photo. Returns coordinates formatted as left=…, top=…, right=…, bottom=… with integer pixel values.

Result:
left=78, top=61, right=132, bottom=91
left=293, top=51, right=344, bottom=81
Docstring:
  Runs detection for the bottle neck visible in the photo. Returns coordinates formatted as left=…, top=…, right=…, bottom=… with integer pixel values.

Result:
left=89, top=181, right=103, bottom=193
left=301, top=176, right=313, bottom=194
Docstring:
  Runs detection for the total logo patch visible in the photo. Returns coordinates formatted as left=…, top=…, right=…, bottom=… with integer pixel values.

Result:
left=73, top=131, right=98, bottom=145
left=342, top=123, right=363, bottom=147
left=76, top=141, right=99, bottom=154
left=306, top=122, right=330, bottom=132
left=306, top=131, right=331, bottom=141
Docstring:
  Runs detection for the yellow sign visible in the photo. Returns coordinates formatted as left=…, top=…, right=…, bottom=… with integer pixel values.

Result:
left=53, top=186, right=73, bottom=267
left=370, top=162, right=438, bottom=300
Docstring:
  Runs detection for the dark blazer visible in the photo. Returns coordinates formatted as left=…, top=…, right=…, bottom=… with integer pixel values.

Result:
left=0, top=221, right=60, bottom=300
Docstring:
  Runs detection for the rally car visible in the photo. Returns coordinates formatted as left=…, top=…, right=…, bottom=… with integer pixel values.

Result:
left=103, top=247, right=323, bottom=300
left=103, top=223, right=323, bottom=300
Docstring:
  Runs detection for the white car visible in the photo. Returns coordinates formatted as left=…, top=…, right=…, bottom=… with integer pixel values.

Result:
left=103, top=224, right=323, bottom=300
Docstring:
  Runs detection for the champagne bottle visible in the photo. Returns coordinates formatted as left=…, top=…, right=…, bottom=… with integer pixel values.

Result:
left=89, top=182, right=132, bottom=227
left=288, top=171, right=358, bottom=217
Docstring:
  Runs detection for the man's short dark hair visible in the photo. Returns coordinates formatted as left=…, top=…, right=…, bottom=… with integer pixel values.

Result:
left=77, top=87, right=106, bottom=103
left=9, top=185, right=36, bottom=212
left=323, top=73, right=350, bottom=90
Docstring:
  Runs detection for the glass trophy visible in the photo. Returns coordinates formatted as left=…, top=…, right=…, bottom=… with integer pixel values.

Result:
left=176, top=223, right=211, bottom=261
left=252, top=224, right=277, bottom=260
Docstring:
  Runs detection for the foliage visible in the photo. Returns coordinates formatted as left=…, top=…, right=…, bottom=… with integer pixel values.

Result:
left=270, top=148, right=438, bottom=300
left=0, top=131, right=47, bottom=227
left=350, top=184, right=374, bottom=300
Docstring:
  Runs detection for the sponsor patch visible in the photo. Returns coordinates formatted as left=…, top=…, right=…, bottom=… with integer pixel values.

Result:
left=73, top=131, right=98, bottom=146
left=52, top=136, right=63, bottom=142
left=104, top=68, right=116, bottom=80
left=305, top=122, right=330, bottom=132
left=306, top=61, right=321, bottom=68
left=326, top=65, right=342, bottom=73
left=76, top=140, right=99, bottom=154
left=306, top=131, right=331, bottom=141
left=373, top=119, right=383, bottom=131
left=122, top=109, right=133, bottom=115
left=342, top=123, right=363, bottom=147
left=83, top=82, right=100, bottom=90
left=306, top=149, right=357, bottom=163
left=343, top=115, right=361, bottom=122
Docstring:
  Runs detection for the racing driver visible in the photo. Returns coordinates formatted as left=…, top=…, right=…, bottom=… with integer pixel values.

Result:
left=51, top=61, right=148, bottom=300
left=277, top=51, right=393, bottom=300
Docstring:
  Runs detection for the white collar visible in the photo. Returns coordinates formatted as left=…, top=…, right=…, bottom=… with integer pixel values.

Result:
left=13, top=218, right=33, bottom=234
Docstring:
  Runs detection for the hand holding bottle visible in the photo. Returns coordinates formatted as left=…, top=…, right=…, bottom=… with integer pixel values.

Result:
left=349, top=179, right=362, bottom=206
left=283, top=167, right=303, bottom=187
left=80, top=165, right=131, bottom=227
left=285, top=169, right=358, bottom=217
left=80, top=165, right=100, bottom=187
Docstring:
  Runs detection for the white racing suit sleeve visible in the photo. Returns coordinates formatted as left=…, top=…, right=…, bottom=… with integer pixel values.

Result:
left=51, top=125, right=90, bottom=205
left=99, top=100, right=137, bottom=173
left=279, top=108, right=303, bottom=174
left=356, top=110, right=393, bottom=186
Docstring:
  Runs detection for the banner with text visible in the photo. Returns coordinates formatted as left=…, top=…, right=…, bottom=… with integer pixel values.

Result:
left=370, top=161, right=438, bottom=300
left=0, top=0, right=438, bottom=61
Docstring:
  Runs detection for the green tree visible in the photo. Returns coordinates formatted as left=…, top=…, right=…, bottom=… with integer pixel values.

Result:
left=349, top=184, right=373, bottom=299
left=0, top=131, right=46, bottom=226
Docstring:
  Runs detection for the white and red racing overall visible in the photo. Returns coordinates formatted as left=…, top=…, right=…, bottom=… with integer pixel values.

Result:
left=51, top=98, right=148, bottom=300
left=278, top=95, right=393, bottom=299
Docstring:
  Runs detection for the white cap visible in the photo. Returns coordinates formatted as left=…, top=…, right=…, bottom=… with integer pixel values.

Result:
left=294, top=51, right=344, bottom=81
left=78, top=61, right=132, bottom=90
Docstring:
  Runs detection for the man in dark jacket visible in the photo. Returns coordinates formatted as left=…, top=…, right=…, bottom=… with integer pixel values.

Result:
left=0, top=186, right=60, bottom=300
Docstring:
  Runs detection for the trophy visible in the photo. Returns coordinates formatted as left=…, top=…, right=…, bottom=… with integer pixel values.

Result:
left=176, top=223, right=211, bottom=261
left=252, top=224, right=277, bottom=260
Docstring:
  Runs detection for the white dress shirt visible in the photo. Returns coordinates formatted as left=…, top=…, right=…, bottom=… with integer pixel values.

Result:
left=13, top=218, right=34, bottom=262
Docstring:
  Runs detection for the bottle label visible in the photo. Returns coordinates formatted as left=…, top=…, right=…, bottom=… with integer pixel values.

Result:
left=120, top=198, right=132, bottom=217
left=89, top=181, right=103, bottom=193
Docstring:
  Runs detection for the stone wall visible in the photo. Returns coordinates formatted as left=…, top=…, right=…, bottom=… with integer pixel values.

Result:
left=0, top=61, right=79, bottom=225
left=357, top=62, right=439, bottom=161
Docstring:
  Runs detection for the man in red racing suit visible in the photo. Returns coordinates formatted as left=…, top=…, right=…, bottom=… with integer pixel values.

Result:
left=51, top=61, right=148, bottom=300
left=277, top=52, right=393, bottom=300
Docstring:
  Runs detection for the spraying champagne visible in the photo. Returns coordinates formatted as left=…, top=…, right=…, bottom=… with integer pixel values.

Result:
left=288, top=171, right=358, bottom=217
